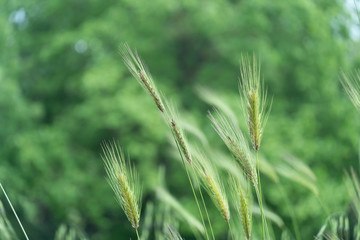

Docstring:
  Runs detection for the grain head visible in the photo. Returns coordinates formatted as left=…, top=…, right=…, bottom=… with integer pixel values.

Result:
left=102, top=141, right=142, bottom=229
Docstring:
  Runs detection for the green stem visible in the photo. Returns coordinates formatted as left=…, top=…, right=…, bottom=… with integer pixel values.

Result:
left=184, top=163, right=210, bottom=240
left=227, top=221, right=234, bottom=240
left=278, top=182, right=301, bottom=240
left=198, top=184, right=215, bottom=240
left=135, top=228, right=140, bottom=240
left=316, top=194, right=330, bottom=218
left=255, top=151, right=267, bottom=240
left=254, top=185, right=266, bottom=240
left=172, top=132, right=209, bottom=240
left=0, top=183, right=29, bottom=240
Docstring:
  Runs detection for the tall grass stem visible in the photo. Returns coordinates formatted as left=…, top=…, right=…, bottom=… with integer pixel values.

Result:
left=255, top=152, right=267, bottom=240
left=184, top=163, right=209, bottom=240
left=278, top=183, right=301, bottom=240
left=198, top=185, right=215, bottom=240
left=227, top=221, right=234, bottom=240
left=0, top=183, right=30, bottom=240
left=315, top=195, right=330, bottom=218
left=174, top=138, right=209, bottom=240
left=136, top=228, right=140, bottom=240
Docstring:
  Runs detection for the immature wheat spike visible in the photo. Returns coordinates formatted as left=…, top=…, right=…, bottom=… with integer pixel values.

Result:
left=122, top=45, right=193, bottom=165
left=205, top=175, right=230, bottom=222
left=227, top=135, right=256, bottom=184
left=121, top=44, right=165, bottom=113
left=239, top=187, right=252, bottom=239
left=231, top=178, right=252, bottom=240
left=209, top=110, right=257, bottom=185
left=239, top=55, right=270, bottom=151
left=248, top=88, right=260, bottom=151
left=102, top=142, right=141, bottom=229
left=193, top=151, right=230, bottom=222
left=171, top=119, right=192, bottom=164
left=164, top=100, right=193, bottom=165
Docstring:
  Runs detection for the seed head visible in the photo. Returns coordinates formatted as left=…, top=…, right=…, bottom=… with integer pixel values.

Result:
left=209, top=110, right=257, bottom=185
left=102, top=141, right=142, bottom=229
left=193, top=150, right=230, bottom=222
left=239, top=54, right=271, bottom=151
left=171, top=119, right=192, bottom=165
left=164, top=100, right=193, bottom=165
left=231, top=178, right=252, bottom=239
left=121, top=44, right=165, bottom=113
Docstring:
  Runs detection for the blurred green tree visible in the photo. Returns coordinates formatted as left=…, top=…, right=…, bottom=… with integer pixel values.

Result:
left=1, top=0, right=359, bottom=239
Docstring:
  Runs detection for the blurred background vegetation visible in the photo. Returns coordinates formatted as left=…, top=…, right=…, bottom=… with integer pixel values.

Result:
left=2, top=0, right=360, bottom=239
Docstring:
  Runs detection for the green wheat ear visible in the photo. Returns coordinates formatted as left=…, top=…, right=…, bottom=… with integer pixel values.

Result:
left=164, top=101, right=193, bottom=165
left=102, top=141, right=142, bottom=229
left=239, top=54, right=271, bottom=151
left=193, top=150, right=230, bottom=222
left=209, top=110, right=258, bottom=185
left=121, top=43, right=165, bottom=113
left=231, top=177, right=252, bottom=240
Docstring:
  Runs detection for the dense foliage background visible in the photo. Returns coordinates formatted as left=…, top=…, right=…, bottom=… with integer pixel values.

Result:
left=2, top=0, right=360, bottom=239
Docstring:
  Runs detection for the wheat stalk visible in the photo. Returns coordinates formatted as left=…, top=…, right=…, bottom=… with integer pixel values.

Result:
left=209, top=110, right=257, bottom=185
left=239, top=54, right=271, bottom=240
left=239, top=54, right=271, bottom=151
left=101, top=141, right=142, bottom=230
left=122, top=45, right=211, bottom=239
